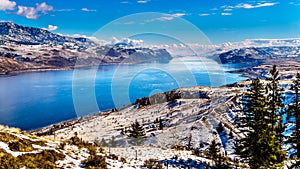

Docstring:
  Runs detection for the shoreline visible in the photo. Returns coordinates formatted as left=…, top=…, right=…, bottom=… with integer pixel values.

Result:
left=0, top=67, right=73, bottom=77
left=0, top=59, right=252, bottom=78
left=1, top=61, right=251, bottom=132
left=0, top=61, right=168, bottom=77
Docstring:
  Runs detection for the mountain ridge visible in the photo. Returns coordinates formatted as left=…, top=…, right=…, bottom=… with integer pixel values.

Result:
left=0, top=22, right=173, bottom=74
left=0, top=22, right=95, bottom=46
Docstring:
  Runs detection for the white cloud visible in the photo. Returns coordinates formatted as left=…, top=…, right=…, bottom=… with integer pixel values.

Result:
left=111, top=37, right=144, bottom=46
left=223, top=8, right=233, bottom=11
left=235, top=2, right=278, bottom=9
left=16, top=6, right=39, bottom=19
left=0, top=0, right=16, bottom=11
left=199, top=13, right=210, bottom=17
left=147, top=13, right=186, bottom=22
left=43, top=24, right=58, bottom=31
left=171, top=13, right=186, bottom=17
left=36, top=2, right=53, bottom=14
left=81, top=8, right=96, bottom=12
left=219, top=2, right=278, bottom=15
left=137, top=0, right=149, bottom=4
left=221, top=12, right=232, bottom=16
left=16, top=2, right=53, bottom=19
left=221, top=5, right=234, bottom=12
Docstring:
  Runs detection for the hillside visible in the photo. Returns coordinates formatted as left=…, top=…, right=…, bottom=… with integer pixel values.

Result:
left=1, top=124, right=164, bottom=168
left=0, top=22, right=95, bottom=46
left=0, top=22, right=172, bottom=74
left=29, top=74, right=300, bottom=169
left=0, top=123, right=219, bottom=168
left=2, top=86, right=243, bottom=168
left=216, top=46, right=300, bottom=65
left=0, top=79, right=297, bottom=168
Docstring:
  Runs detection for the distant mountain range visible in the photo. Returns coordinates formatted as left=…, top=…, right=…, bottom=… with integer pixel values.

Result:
left=0, top=22, right=95, bottom=46
left=0, top=22, right=172, bottom=74
left=220, top=38, right=300, bottom=49
left=1, top=22, right=300, bottom=74
left=216, top=46, right=300, bottom=65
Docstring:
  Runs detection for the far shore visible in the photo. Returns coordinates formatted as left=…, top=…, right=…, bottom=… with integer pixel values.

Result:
left=0, top=60, right=176, bottom=77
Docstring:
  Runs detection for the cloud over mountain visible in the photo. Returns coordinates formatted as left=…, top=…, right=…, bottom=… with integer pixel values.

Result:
left=43, top=24, right=58, bottom=31
left=16, top=2, right=53, bottom=19
left=0, top=0, right=16, bottom=11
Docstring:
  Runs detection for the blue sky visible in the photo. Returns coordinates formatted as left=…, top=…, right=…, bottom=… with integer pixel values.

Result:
left=0, top=0, right=300, bottom=44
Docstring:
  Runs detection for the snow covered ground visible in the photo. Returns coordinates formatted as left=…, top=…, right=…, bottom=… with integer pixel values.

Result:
left=1, top=84, right=298, bottom=168
left=35, top=86, right=246, bottom=168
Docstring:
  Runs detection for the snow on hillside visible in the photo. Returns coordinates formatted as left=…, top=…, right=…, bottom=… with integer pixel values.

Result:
left=34, top=86, right=245, bottom=167
left=1, top=82, right=299, bottom=168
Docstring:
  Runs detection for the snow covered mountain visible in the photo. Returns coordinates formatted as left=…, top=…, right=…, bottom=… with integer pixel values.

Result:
left=143, top=38, right=300, bottom=57
left=216, top=46, right=300, bottom=65
left=220, top=38, right=300, bottom=50
left=0, top=22, right=95, bottom=46
left=0, top=22, right=172, bottom=74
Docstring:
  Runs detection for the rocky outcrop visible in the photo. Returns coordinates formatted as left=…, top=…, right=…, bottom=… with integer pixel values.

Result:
left=136, top=88, right=209, bottom=108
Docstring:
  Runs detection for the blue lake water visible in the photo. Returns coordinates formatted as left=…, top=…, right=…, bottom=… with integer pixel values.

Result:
left=0, top=58, right=245, bottom=130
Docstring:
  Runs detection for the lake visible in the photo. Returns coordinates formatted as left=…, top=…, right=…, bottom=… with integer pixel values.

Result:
left=0, top=58, right=245, bottom=130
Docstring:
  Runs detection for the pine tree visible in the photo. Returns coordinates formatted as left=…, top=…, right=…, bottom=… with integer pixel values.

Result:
left=207, top=140, right=229, bottom=168
left=217, top=122, right=225, bottom=133
left=159, top=118, right=163, bottom=130
left=110, top=136, right=117, bottom=147
left=187, top=134, right=192, bottom=150
left=288, top=72, right=300, bottom=158
left=229, top=130, right=233, bottom=139
left=265, top=65, right=286, bottom=165
left=128, top=120, right=146, bottom=146
left=207, top=140, right=220, bottom=160
left=100, top=138, right=108, bottom=147
left=266, top=65, right=285, bottom=144
left=235, top=76, right=285, bottom=168
left=235, top=78, right=268, bottom=168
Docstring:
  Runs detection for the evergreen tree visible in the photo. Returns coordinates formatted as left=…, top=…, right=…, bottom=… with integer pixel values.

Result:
left=235, top=78, right=268, bottom=168
left=100, top=138, right=108, bottom=147
left=110, top=136, right=117, bottom=147
left=187, top=134, right=192, bottom=150
left=265, top=65, right=286, bottom=164
left=120, top=128, right=125, bottom=135
left=128, top=120, right=146, bottom=146
left=229, top=130, right=233, bottom=139
left=159, top=118, right=163, bottom=130
left=217, top=122, right=225, bottom=133
left=287, top=72, right=300, bottom=158
left=266, top=65, right=285, bottom=144
left=207, top=140, right=220, bottom=160
left=235, top=76, right=285, bottom=168
left=207, top=140, right=229, bottom=168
